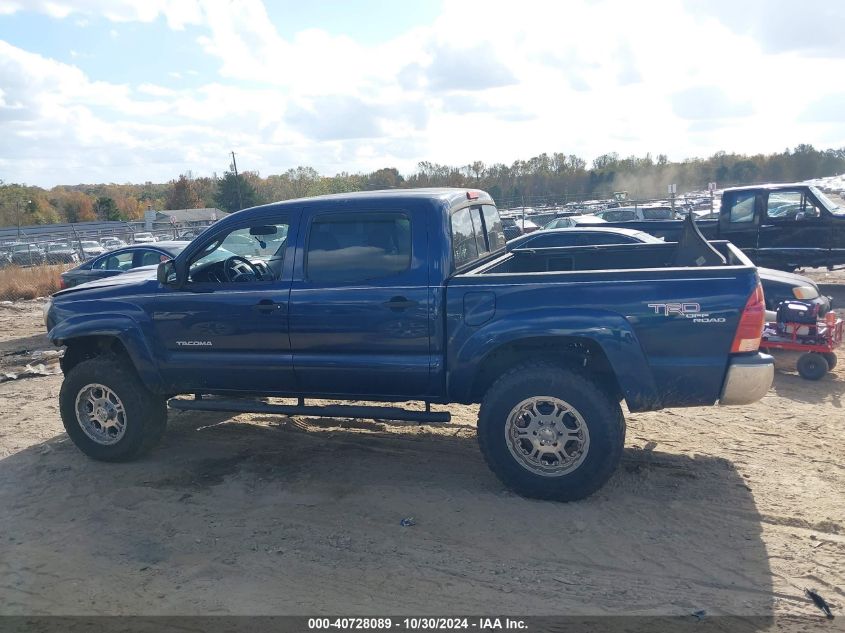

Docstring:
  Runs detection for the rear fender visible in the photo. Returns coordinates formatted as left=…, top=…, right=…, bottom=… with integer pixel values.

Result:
left=448, top=308, right=661, bottom=411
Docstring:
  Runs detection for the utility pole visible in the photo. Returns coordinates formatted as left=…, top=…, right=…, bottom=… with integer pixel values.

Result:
left=231, top=150, right=243, bottom=211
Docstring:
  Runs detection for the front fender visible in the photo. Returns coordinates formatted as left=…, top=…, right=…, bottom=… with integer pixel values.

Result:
left=447, top=308, right=661, bottom=411
left=49, top=312, right=164, bottom=393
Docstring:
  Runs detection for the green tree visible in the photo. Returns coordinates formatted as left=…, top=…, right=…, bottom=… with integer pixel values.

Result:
left=95, top=196, right=122, bottom=220
left=214, top=171, right=256, bottom=212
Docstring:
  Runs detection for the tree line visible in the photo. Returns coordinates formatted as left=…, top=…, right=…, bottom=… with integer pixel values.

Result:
left=2, top=144, right=844, bottom=228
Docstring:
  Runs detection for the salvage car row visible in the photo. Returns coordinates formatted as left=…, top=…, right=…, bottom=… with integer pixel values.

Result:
left=0, top=233, right=168, bottom=268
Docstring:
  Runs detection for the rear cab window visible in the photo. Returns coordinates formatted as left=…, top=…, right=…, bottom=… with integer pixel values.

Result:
left=451, top=204, right=506, bottom=270
left=725, top=191, right=757, bottom=223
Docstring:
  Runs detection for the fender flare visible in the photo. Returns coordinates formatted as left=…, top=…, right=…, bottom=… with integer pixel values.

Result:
left=448, top=308, right=661, bottom=411
left=49, top=313, right=164, bottom=393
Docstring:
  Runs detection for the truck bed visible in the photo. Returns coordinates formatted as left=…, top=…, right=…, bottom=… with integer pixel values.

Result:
left=446, top=241, right=760, bottom=410
left=469, top=240, right=743, bottom=275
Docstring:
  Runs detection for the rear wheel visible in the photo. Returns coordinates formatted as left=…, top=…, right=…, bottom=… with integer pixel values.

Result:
left=796, top=353, right=829, bottom=380
left=478, top=362, right=625, bottom=501
left=59, top=357, right=167, bottom=461
left=822, top=352, right=838, bottom=371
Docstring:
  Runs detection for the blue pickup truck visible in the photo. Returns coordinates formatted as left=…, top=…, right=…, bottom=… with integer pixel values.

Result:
left=44, top=188, right=773, bottom=501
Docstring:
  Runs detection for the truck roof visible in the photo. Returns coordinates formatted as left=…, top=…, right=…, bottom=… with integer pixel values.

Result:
left=724, top=183, right=811, bottom=193
left=250, top=188, right=493, bottom=211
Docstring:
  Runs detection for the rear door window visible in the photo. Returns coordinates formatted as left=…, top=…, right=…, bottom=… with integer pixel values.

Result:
left=93, top=251, right=134, bottom=271
left=306, top=212, right=411, bottom=283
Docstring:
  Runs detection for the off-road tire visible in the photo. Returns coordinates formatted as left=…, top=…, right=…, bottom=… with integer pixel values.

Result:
left=822, top=352, right=838, bottom=371
left=59, top=357, right=167, bottom=461
left=478, top=362, right=625, bottom=501
left=796, top=352, right=829, bottom=381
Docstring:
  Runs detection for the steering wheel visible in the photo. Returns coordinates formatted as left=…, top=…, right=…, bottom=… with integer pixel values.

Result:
left=223, top=255, right=261, bottom=282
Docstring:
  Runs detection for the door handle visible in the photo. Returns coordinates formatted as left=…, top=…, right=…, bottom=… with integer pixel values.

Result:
left=252, top=299, right=282, bottom=313
left=382, top=296, right=418, bottom=311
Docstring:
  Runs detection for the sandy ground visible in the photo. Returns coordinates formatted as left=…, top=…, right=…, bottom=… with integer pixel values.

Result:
left=0, top=292, right=842, bottom=627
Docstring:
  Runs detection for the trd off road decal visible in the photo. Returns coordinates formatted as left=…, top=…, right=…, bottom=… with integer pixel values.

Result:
left=647, top=303, right=726, bottom=323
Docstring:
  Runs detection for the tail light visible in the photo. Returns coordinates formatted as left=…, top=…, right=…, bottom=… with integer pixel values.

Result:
left=731, top=283, right=765, bottom=353
left=59, top=277, right=67, bottom=290
left=826, top=311, right=836, bottom=328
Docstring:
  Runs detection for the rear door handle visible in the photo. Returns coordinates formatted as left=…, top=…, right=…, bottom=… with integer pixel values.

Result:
left=252, top=299, right=282, bottom=313
left=382, top=296, right=418, bottom=311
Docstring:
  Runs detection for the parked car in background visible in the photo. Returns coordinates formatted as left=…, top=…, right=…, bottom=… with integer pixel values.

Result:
left=45, top=243, right=80, bottom=264
left=100, top=237, right=128, bottom=250
left=501, top=217, right=540, bottom=240
left=133, top=232, right=157, bottom=244
left=509, top=227, right=662, bottom=250
left=10, top=243, right=45, bottom=266
left=543, top=215, right=608, bottom=229
left=593, top=205, right=678, bottom=222
left=78, top=240, right=106, bottom=260
left=60, top=241, right=189, bottom=288
left=179, top=228, right=206, bottom=240
left=500, top=218, right=524, bottom=241
left=0, top=248, right=11, bottom=268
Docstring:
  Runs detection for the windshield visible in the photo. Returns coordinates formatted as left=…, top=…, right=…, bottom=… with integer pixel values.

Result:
left=81, top=241, right=99, bottom=248
left=809, top=186, right=844, bottom=216
left=189, top=225, right=288, bottom=272
left=12, top=244, right=31, bottom=252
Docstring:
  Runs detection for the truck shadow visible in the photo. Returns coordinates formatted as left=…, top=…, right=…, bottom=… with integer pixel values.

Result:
left=0, top=412, right=776, bottom=620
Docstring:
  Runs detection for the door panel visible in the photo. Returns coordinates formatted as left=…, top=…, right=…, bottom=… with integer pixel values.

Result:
left=151, top=214, right=296, bottom=394
left=289, top=209, right=432, bottom=398
left=758, top=189, right=830, bottom=267
left=152, top=285, right=293, bottom=393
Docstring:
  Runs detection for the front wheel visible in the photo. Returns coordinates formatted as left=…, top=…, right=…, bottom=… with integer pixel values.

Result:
left=796, top=352, right=829, bottom=380
left=59, top=358, right=167, bottom=461
left=478, top=362, right=625, bottom=501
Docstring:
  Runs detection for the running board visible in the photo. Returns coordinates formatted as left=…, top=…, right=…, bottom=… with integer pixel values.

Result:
left=167, top=398, right=451, bottom=423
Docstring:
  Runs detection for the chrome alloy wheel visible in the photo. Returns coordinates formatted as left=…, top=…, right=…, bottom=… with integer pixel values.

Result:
left=74, top=383, right=127, bottom=445
left=504, top=396, right=590, bottom=476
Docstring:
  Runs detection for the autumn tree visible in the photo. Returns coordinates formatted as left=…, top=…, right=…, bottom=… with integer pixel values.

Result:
left=62, top=192, right=96, bottom=223
left=165, top=174, right=202, bottom=210
left=365, top=167, right=403, bottom=190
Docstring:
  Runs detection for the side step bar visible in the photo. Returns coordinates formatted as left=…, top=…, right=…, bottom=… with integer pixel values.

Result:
left=168, top=398, right=451, bottom=424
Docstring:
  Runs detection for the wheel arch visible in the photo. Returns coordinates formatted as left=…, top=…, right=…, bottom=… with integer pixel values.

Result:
left=51, top=315, right=163, bottom=392
left=448, top=310, right=662, bottom=411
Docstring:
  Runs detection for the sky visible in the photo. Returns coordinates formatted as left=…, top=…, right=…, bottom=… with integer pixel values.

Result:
left=1, top=0, right=844, bottom=187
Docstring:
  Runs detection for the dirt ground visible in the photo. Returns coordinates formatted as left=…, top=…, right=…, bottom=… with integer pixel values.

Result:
left=0, top=279, right=842, bottom=626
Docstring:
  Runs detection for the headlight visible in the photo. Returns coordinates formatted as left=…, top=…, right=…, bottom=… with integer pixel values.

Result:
left=792, top=286, right=819, bottom=300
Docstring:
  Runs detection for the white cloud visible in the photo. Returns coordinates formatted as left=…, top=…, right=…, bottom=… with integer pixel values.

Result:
left=2, top=0, right=845, bottom=187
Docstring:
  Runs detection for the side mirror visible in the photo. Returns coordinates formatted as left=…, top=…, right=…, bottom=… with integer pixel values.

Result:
left=157, top=259, right=180, bottom=287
